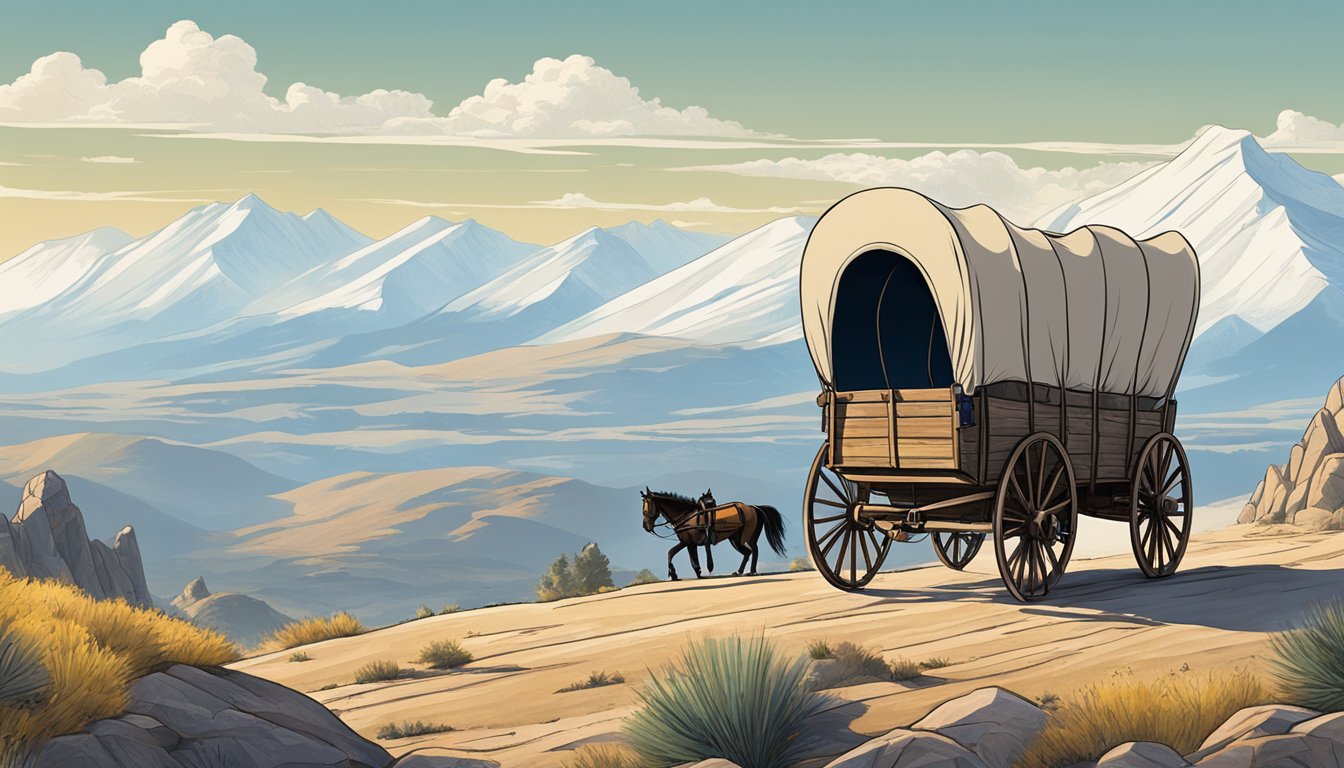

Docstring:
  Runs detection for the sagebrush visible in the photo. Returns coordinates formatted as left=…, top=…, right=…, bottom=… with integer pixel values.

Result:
left=354, top=659, right=402, bottom=684
left=266, top=612, right=366, bottom=650
left=376, top=720, right=453, bottom=739
left=624, top=635, right=823, bottom=768
left=416, top=639, right=472, bottom=670
left=557, top=670, right=625, bottom=693
left=1271, top=599, right=1344, bottom=711
left=562, top=743, right=644, bottom=768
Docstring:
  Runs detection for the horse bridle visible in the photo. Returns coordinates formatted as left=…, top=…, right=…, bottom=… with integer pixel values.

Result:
left=643, top=494, right=695, bottom=540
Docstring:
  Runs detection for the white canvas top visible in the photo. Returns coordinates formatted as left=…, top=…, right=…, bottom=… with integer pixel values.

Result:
left=800, top=188, right=1200, bottom=398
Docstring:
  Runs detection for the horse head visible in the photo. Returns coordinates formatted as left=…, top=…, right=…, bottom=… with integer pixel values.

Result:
left=641, top=487, right=658, bottom=532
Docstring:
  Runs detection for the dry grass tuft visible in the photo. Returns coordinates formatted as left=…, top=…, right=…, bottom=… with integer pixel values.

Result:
left=562, top=743, right=644, bottom=768
left=376, top=719, right=454, bottom=739
left=416, top=639, right=472, bottom=670
left=0, top=570, right=238, bottom=764
left=806, top=639, right=833, bottom=660
left=1018, top=669, right=1269, bottom=768
left=354, top=659, right=402, bottom=684
left=265, top=612, right=366, bottom=650
left=556, top=670, right=625, bottom=693
left=887, top=657, right=923, bottom=681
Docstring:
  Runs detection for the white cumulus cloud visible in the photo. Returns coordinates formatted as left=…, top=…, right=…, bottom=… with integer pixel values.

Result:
left=1262, top=109, right=1344, bottom=147
left=690, top=150, right=1154, bottom=222
left=387, top=55, right=756, bottom=139
left=0, top=23, right=755, bottom=139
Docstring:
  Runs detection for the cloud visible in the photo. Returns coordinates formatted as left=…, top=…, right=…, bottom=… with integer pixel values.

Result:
left=356, top=193, right=797, bottom=214
left=80, top=155, right=138, bottom=164
left=1262, top=109, right=1344, bottom=147
left=387, top=55, right=756, bottom=139
left=689, top=150, right=1154, bottom=221
left=0, top=185, right=207, bottom=202
left=0, top=23, right=754, bottom=139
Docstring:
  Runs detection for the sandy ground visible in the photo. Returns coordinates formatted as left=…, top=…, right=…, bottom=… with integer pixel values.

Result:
left=233, top=521, right=1342, bottom=767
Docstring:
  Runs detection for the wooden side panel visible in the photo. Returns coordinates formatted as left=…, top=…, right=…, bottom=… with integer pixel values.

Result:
left=831, top=388, right=959, bottom=471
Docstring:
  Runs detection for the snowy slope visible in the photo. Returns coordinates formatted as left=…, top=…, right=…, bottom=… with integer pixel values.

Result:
left=537, top=216, right=815, bottom=347
left=604, top=219, right=729, bottom=274
left=0, top=195, right=371, bottom=371
left=0, top=227, right=133, bottom=316
left=261, top=217, right=537, bottom=321
left=1039, top=126, right=1344, bottom=337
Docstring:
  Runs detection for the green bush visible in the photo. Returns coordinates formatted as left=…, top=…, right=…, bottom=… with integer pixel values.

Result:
left=417, top=639, right=473, bottom=670
left=624, top=635, right=823, bottom=768
left=888, top=658, right=922, bottom=681
left=354, top=659, right=402, bottom=684
left=413, top=605, right=435, bottom=620
left=806, top=639, right=833, bottom=660
left=439, top=604, right=461, bottom=615
left=288, top=651, right=312, bottom=663
left=376, top=720, right=454, bottom=739
left=1271, top=599, right=1344, bottom=711
left=788, top=556, right=813, bottom=572
left=538, top=544, right=616, bottom=601
left=627, top=569, right=659, bottom=586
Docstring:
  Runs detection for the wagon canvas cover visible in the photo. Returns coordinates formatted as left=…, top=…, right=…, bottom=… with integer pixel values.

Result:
left=800, top=187, right=1201, bottom=398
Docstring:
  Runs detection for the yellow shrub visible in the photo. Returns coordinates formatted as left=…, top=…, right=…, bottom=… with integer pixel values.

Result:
left=0, top=570, right=240, bottom=762
left=1018, top=669, right=1269, bottom=768
left=562, top=743, right=644, bottom=768
left=265, top=612, right=367, bottom=650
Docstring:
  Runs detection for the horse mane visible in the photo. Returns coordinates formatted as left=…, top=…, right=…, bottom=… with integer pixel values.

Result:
left=647, top=489, right=701, bottom=509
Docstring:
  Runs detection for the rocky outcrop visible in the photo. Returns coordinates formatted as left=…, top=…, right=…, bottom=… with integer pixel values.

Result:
left=1241, top=376, right=1344, bottom=528
left=0, top=470, right=150, bottom=606
left=912, top=687, right=1046, bottom=768
left=171, top=576, right=293, bottom=647
left=32, top=664, right=393, bottom=768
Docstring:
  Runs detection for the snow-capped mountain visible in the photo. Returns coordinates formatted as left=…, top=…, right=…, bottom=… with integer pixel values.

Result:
left=1039, top=126, right=1344, bottom=338
left=0, top=195, right=372, bottom=372
left=259, top=216, right=537, bottom=322
left=0, top=226, right=133, bottom=317
left=603, top=219, right=729, bottom=274
left=537, top=216, right=815, bottom=347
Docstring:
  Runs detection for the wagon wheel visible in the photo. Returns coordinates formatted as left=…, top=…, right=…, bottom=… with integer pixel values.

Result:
left=993, top=433, right=1078, bottom=602
left=932, top=531, right=984, bottom=570
left=805, top=443, right=890, bottom=591
left=1130, top=433, right=1193, bottom=578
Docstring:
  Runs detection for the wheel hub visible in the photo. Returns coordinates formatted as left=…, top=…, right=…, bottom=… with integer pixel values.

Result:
left=1028, top=511, right=1059, bottom=544
left=1160, top=496, right=1178, bottom=516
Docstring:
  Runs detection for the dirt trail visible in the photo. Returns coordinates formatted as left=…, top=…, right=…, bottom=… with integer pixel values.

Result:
left=233, top=524, right=1341, bottom=767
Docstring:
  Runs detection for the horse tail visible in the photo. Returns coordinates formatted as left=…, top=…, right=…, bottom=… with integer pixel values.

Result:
left=756, top=505, right=788, bottom=557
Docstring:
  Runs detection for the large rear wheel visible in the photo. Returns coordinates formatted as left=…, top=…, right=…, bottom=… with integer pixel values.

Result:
left=993, top=433, right=1078, bottom=602
left=805, top=443, right=890, bottom=591
left=1130, top=433, right=1193, bottom=578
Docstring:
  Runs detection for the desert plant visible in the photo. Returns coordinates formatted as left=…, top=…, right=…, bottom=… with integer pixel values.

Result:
left=627, top=569, right=659, bottom=587
left=266, top=612, right=366, bottom=650
left=808, top=641, right=894, bottom=690
left=354, top=659, right=402, bottom=684
left=806, top=639, right=833, bottom=660
left=0, top=571, right=238, bottom=767
left=1271, top=599, right=1344, bottom=711
left=887, top=657, right=922, bottom=681
left=573, top=543, right=615, bottom=594
left=414, top=605, right=435, bottom=620
left=288, top=651, right=312, bottom=663
left=1036, top=692, right=1061, bottom=711
left=919, top=656, right=951, bottom=670
left=439, top=604, right=460, bottom=615
left=788, top=556, right=813, bottom=572
left=416, top=639, right=473, bottom=670
left=557, top=670, right=626, bottom=693
left=624, top=635, right=823, bottom=768
left=1018, top=669, right=1269, bottom=768
left=563, top=743, right=644, bottom=768
left=376, top=720, right=454, bottom=739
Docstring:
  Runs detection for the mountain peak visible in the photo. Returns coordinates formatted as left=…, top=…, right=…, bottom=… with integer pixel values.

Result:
left=1187, top=124, right=1254, bottom=154
left=228, top=193, right=274, bottom=213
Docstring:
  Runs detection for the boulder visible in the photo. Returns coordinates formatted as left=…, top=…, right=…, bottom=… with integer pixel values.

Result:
left=1326, top=376, right=1344, bottom=416
left=912, top=687, right=1047, bottom=768
left=171, top=576, right=294, bottom=647
left=673, top=761, right=745, bottom=768
left=391, top=757, right=500, bottom=768
left=0, top=470, right=151, bottom=607
left=1238, top=503, right=1258, bottom=525
left=31, top=665, right=392, bottom=768
left=1187, top=705, right=1318, bottom=761
left=1242, top=377, right=1344, bottom=526
left=823, top=729, right=988, bottom=767
left=1286, top=443, right=1306, bottom=488
left=1095, top=742, right=1190, bottom=767
left=1307, top=455, right=1344, bottom=513
left=1192, top=732, right=1338, bottom=767
left=1290, top=711, right=1344, bottom=742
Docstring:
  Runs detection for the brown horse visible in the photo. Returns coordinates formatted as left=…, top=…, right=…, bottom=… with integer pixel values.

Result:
left=641, top=488, right=787, bottom=580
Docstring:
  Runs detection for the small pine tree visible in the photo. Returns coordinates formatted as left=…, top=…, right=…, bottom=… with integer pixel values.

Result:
left=537, top=552, right=577, bottom=601
left=573, top=543, right=614, bottom=595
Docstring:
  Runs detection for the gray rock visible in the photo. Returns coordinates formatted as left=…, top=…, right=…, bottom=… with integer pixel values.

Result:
left=1192, top=732, right=1338, bottom=767
left=1188, top=705, right=1318, bottom=761
left=1290, top=711, right=1344, bottom=741
left=113, top=525, right=153, bottom=606
left=1095, top=742, right=1191, bottom=767
left=912, top=687, right=1047, bottom=768
left=30, top=732, right=121, bottom=768
left=15, top=470, right=103, bottom=596
left=824, top=728, right=989, bottom=767
left=674, top=762, right=745, bottom=768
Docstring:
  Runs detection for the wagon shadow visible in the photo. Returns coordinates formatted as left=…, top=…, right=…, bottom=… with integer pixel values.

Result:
left=932, top=563, right=1344, bottom=632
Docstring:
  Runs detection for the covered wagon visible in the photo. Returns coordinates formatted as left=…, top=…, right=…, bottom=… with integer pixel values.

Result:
left=799, top=187, right=1200, bottom=601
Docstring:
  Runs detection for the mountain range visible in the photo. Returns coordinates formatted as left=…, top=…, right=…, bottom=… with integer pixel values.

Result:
left=0, top=124, right=1341, bottom=618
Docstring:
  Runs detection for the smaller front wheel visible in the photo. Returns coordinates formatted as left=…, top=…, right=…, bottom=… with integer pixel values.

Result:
left=992, top=433, right=1078, bottom=602
left=932, top=531, right=984, bottom=570
left=1130, top=433, right=1193, bottom=578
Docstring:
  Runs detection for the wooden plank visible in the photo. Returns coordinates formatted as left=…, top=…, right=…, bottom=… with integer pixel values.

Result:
left=891, top=418, right=954, bottom=439
left=886, top=395, right=898, bottom=467
left=895, top=402, right=951, bottom=418
left=838, top=402, right=889, bottom=419
left=892, top=388, right=953, bottom=402
left=897, top=443, right=956, bottom=460
left=837, top=420, right=891, bottom=438
left=839, top=436, right=891, bottom=453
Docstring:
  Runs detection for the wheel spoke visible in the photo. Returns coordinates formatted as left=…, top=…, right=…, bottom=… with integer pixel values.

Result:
left=1042, top=498, right=1073, bottom=516
left=818, top=522, right=847, bottom=557
left=812, top=513, right=847, bottom=524
left=1042, top=465, right=1066, bottom=509
left=820, top=472, right=850, bottom=504
left=834, top=527, right=851, bottom=577
left=1008, top=474, right=1033, bottom=514
left=1036, top=441, right=1049, bottom=505
left=858, top=527, right=873, bottom=571
left=814, top=498, right=847, bottom=509
left=1161, top=468, right=1184, bottom=498
left=1163, top=516, right=1184, bottom=540
left=1045, top=540, right=1061, bottom=574
left=849, top=530, right=858, bottom=583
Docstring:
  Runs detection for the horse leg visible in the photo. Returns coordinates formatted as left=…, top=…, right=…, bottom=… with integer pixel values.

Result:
left=730, top=537, right=751, bottom=576
left=706, top=537, right=714, bottom=573
left=667, top=541, right=685, bottom=581
left=688, top=540, right=704, bottom=578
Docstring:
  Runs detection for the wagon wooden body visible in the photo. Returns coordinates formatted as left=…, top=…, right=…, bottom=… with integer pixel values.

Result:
left=799, top=188, right=1201, bottom=601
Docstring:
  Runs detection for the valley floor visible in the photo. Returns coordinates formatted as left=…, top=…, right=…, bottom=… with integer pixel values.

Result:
left=233, top=523, right=1342, bottom=767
